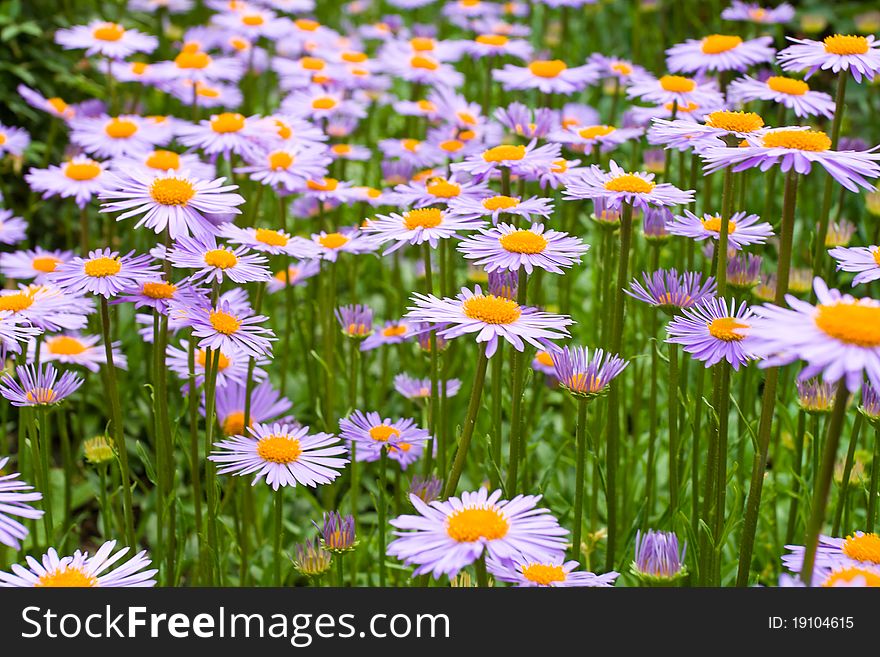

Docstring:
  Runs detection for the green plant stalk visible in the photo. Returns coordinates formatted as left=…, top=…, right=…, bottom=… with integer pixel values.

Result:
left=202, top=347, right=222, bottom=585
left=505, top=268, right=528, bottom=493
left=186, top=334, right=203, bottom=542
left=867, top=424, right=880, bottom=533
left=668, top=342, right=680, bottom=514
left=715, top=164, right=735, bottom=296
left=832, top=412, right=862, bottom=536
left=378, top=451, right=388, bottom=587
left=785, top=411, right=807, bottom=544
left=443, top=349, right=490, bottom=498
left=423, top=244, right=440, bottom=474
left=712, top=361, right=731, bottom=586
left=735, top=169, right=798, bottom=587
left=273, top=490, right=283, bottom=586
left=490, top=341, right=504, bottom=489
left=322, top=261, right=337, bottom=432
left=571, top=397, right=589, bottom=565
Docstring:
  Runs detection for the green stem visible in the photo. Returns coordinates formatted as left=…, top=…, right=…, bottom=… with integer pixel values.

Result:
left=571, top=398, right=589, bottom=565
left=505, top=268, right=528, bottom=493
left=785, top=411, right=807, bottom=544
left=443, top=349, right=490, bottom=497
left=715, top=164, right=735, bottom=296
left=274, top=490, right=283, bottom=586
left=832, top=412, right=861, bottom=536
left=668, top=342, right=680, bottom=513
left=867, top=424, right=880, bottom=533
left=378, top=451, right=388, bottom=587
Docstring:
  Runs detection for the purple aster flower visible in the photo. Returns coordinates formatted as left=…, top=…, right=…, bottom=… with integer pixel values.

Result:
left=361, top=320, right=414, bottom=351
left=293, top=538, right=332, bottom=577
left=783, top=532, right=880, bottom=576
left=463, top=33, right=533, bottom=61
left=727, top=252, right=763, bottom=292
left=829, top=245, right=880, bottom=286
left=0, top=363, right=83, bottom=406
left=0, top=456, right=43, bottom=549
left=315, top=511, right=357, bottom=552
left=643, top=207, right=671, bottom=242
left=860, top=382, right=880, bottom=422
left=824, top=219, right=857, bottom=248
left=492, top=59, right=600, bottom=95
left=336, top=304, right=373, bottom=339
left=339, top=410, right=429, bottom=470
left=211, top=379, right=291, bottom=437
left=728, top=74, right=835, bottom=119
left=409, top=474, right=443, bottom=504
left=391, top=174, right=490, bottom=208
left=388, top=487, right=569, bottom=579
left=548, top=124, right=643, bottom=154
left=494, top=102, right=556, bottom=139
left=363, top=207, right=485, bottom=254
left=626, top=74, right=725, bottom=108
left=451, top=139, right=561, bottom=181
left=167, top=340, right=265, bottom=393
left=796, top=378, right=837, bottom=414
left=0, top=284, right=91, bottom=333
left=209, top=422, right=347, bottom=490
left=25, top=156, right=110, bottom=209
left=180, top=299, right=275, bottom=359
left=37, top=333, right=126, bottom=373
left=630, top=529, right=688, bottom=584
left=447, top=194, right=554, bottom=225
left=666, top=34, right=775, bottom=74
left=589, top=54, right=647, bottom=83
left=311, top=228, right=377, bottom=262
left=667, top=210, right=773, bottom=250
left=487, top=269, right=519, bottom=300
left=267, top=260, right=321, bottom=293
left=0, top=248, right=74, bottom=284
left=626, top=268, right=717, bottom=314
left=563, top=160, right=695, bottom=211
left=394, top=374, right=461, bottom=401
left=722, top=1, right=794, bottom=24
left=488, top=554, right=619, bottom=588
left=457, top=222, right=589, bottom=275
left=55, top=21, right=157, bottom=58
left=69, top=115, right=166, bottom=159
left=700, top=128, right=880, bottom=193
left=746, top=277, right=880, bottom=391
left=50, top=249, right=159, bottom=299
left=0, top=124, right=30, bottom=157
left=0, top=211, right=25, bottom=246
left=166, top=235, right=270, bottom=285
left=532, top=350, right=558, bottom=377
left=236, top=145, right=332, bottom=193
left=0, top=540, right=156, bottom=587
left=405, top=285, right=572, bottom=358
left=666, top=297, right=754, bottom=370
left=778, top=35, right=880, bottom=83
left=552, top=345, right=628, bottom=398
left=0, top=312, right=41, bottom=359
left=176, top=112, right=265, bottom=160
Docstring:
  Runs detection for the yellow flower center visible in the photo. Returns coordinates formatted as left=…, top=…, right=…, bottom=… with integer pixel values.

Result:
left=383, top=325, right=408, bottom=337
left=401, top=138, right=421, bottom=152
left=209, top=309, right=241, bottom=335
left=145, top=150, right=181, bottom=171
left=35, top=567, right=97, bottom=587
left=294, top=18, right=319, bottom=31
left=766, top=76, right=810, bottom=96
left=700, top=216, right=738, bottom=234
left=536, top=351, right=554, bottom=367
left=521, top=563, right=567, bottom=585
left=104, top=118, right=138, bottom=139
left=174, top=50, right=211, bottom=69
left=222, top=410, right=247, bottom=435
left=659, top=75, right=696, bottom=93
left=446, top=506, right=510, bottom=542
left=197, top=349, right=230, bottom=370
left=0, top=292, right=34, bottom=312
left=604, top=174, right=655, bottom=194
left=255, top=228, right=288, bottom=247
left=369, top=425, right=400, bottom=442
left=482, top=144, right=526, bottom=162
left=611, top=62, right=633, bottom=75
left=332, top=144, right=352, bottom=156
left=824, top=34, right=870, bottom=56
left=267, top=150, right=294, bottom=170
left=566, top=373, right=604, bottom=394
left=142, top=281, right=176, bottom=299
left=701, top=34, right=743, bottom=54
left=229, top=37, right=249, bottom=51
left=63, top=160, right=102, bottom=181
left=342, top=51, right=367, bottom=63
left=410, top=55, right=439, bottom=70
left=665, top=100, right=700, bottom=113
left=457, top=111, right=477, bottom=126
left=47, top=336, right=87, bottom=355
left=32, top=256, right=60, bottom=273
left=308, top=178, right=338, bottom=192
left=204, top=249, right=238, bottom=269
left=462, top=294, right=522, bottom=324
left=476, top=34, right=508, bottom=46
left=93, top=22, right=125, bottom=41
left=528, top=60, right=567, bottom=78
left=0, top=133, right=6, bottom=146
left=319, top=232, right=349, bottom=249
left=196, top=84, right=220, bottom=99
left=256, top=435, right=303, bottom=464
left=299, top=56, right=325, bottom=71
left=482, top=195, right=520, bottom=211
left=842, top=533, right=880, bottom=564
left=403, top=208, right=443, bottom=230
left=707, top=316, right=748, bottom=341
left=705, top=110, right=765, bottom=133
left=578, top=125, right=616, bottom=139
left=873, top=249, right=880, bottom=266
left=242, top=13, right=264, bottom=26
left=210, top=112, right=245, bottom=133
left=410, top=37, right=435, bottom=51
left=552, top=159, right=569, bottom=174
left=84, top=257, right=121, bottom=278
left=499, top=230, right=548, bottom=254
left=822, top=566, right=880, bottom=587
left=26, top=387, right=57, bottom=404
left=440, top=139, right=464, bottom=153
left=815, top=303, right=880, bottom=347
left=763, top=129, right=831, bottom=151
left=150, top=177, right=195, bottom=206
left=48, top=97, right=69, bottom=115
left=130, top=62, right=149, bottom=76
left=426, top=178, right=461, bottom=198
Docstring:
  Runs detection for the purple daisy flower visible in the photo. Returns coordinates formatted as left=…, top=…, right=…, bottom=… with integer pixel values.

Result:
left=549, top=124, right=644, bottom=154
left=409, top=474, right=443, bottom=504
left=0, top=124, right=30, bottom=157
left=25, top=156, right=110, bottom=209
left=552, top=345, right=628, bottom=399
left=746, top=277, right=880, bottom=391
left=728, top=74, right=835, bottom=119
left=828, top=245, right=880, bottom=286
left=394, top=374, right=462, bottom=401
left=630, top=529, right=688, bottom=584
left=235, top=145, right=331, bottom=193
left=181, top=300, right=275, bottom=359
left=564, top=160, right=695, bottom=211
left=0, top=248, right=74, bottom=284
left=0, top=457, right=44, bottom=550
left=796, top=378, right=837, bottom=414
left=626, top=74, right=725, bottom=108
left=405, top=285, right=572, bottom=357
left=55, top=21, right=157, bottom=58
left=666, top=297, right=755, bottom=370
left=627, top=268, right=717, bottom=313
left=166, top=235, right=270, bottom=285
left=100, top=169, right=245, bottom=240
left=492, top=59, right=599, bottom=94
left=494, top=102, right=556, bottom=140
left=0, top=284, right=92, bottom=333
left=488, top=554, right=619, bottom=588
left=458, top=223, right=589, bottom=275
left=778, top=34, right=880, bottom=83
left=666, top=34, right=775, bottom=74
left=363, top=207, right=485, bottom=254
left=0, top=540, right=156, bottom=587
left=69, top=115, right=166, bottom=159
left=0, top=312, right=41, bottom=358
left=267, top=260, right=321, bottom=293
left=0, top=363, right=83, bottom=407
left=315, top=511, right=357, bottom=553
left=361, top=320, right=414, bottom=351
left=211, top=379, right=291, bottom=437
left=783, top=532, right=880, bottom=575
left=728, top=252, right=763, bottom=292
left=176, top=112, right=266, bottom=160
left=336, top=304, right=374, bottom=339
left=388, top=487, right=569, bottom=579
left=0, top=210, right=26, bottom=246
left=667, top=210, right=773, bottom=249
left=209, top=422, right=348, bottom=491
left=339, top=410, right=430, bottom=469
left=391, top=174, right=490, bottom=208
left=452, top=140, right=561, bottom=181
left=51, top=249, right=159, bottom=299
left=38, top=333, right=126, bottom=373
left=447, top=194, right=554, bottom=225
left=721, top=1, right=794, bottom=24
left=311, top=228, right=377, bottom=262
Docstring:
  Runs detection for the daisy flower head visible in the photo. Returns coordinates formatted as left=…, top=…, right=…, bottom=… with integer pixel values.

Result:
left=55, top=21, right=158, bottom=58
left=38, top=333, right=126, bottom=373
left=180, top=300, right=275, bottom=359
left=778, top=34, right=880, bottom=83
left=114, top=149, right=215, bottom=181
left=388, top=487, right=568, bottom=579
left=17, top=84, right=77, bottom=121
left=167, top=340, right=263, bottom=392
left=551, top=345, right=627, bottom=399
left=463, top=33, right=533, bottom=61
left=167, top=235, right=270, bottom=285
left=0, top=210, right=26, bottom=246
left=339, top=410, right=429, bottom=469
left=0, top=540, right=156, bottom=587
left=488, top=554, right=619, bottom=588
left=363, top=207, right=485, bottom=254
left=783, top=532, right=880, bottom=576
left=0, top=456, right=43, bottom=549
left=394, top=374, right=461, bottom=401
left=626, top=73, right=725, bottom=108
left=267, top=260, right=321, bottom=293
left=0, top=363, right=83, bottom=407
left=643, top=206, right=672, bottom=242
left=492, top=59, right=599, bottom=95
left=721, top=1, right=794, bottom=24
left=25, top=156, right=109, bottom=209
left=311, top=227, right=377, bottom=262
left=210, top=422, right=347, bottom=491
left=447, top=194, right=554, bottom=225
left=728, top=74, right=835, bottom=119
left=0, top=124, right=29, bottom=157
left=829, top=244, right=880, bottom=286
left=564, top=160, right=695, bottom=211
left=630, top=529, right=688, bottom=585
left=796, top=378, right=837, bottom=415
left=825, top=219, right=857, bottom=248
left=667, top=210, right=773, bottom=250
left=549, top=123, right=643, bottom=154
left=153, top=43, right=245, bottom=84
left=589, top=53, right=646, bottom=83
left=219, top=224, right=322, bottom=259
left=69, top=115, right=165, bottom=159
left=860, top=382, right=880, bottom=423
left=315, top=511, right=358, bottom=554
left=727, top=252, right=763, bottom=294
left=746, top=277, right=880, bottom=391
left=212, top=380, right=290, bottom=436
left=361, top=320, right=413, bottom=351
left=405, top=285, right=572, bottom=357
left=700, top=127, right=880, bottom=193
left=627, top=268, right=717, bottom=314
left=176, top=112, right=265, bottom=160
left=452, top=139, right=561, bottom=180
left=114, top=276, right=203, bottom=314
left=0, top=283, right=90, bottom=332
left=0, top=312, right=41, bottom=358
left=336, top=304, right=373, bottom=340
left=235, top=145, right=332, bottom=193
left=302, top=177, right=359, bottom=204
left=652, top=110, right=768, bottom=148
left=458, top=222, right=589, bottom=275
left=666, top=297, right=754, bottom=370
left=51, top=249, right=159, bottom=299
left=391, top=174, right=491, bottom=209
left=384, top=52, right=464, bottom=87
left=494, top=102, right=556, bottom=140
left=665, top=34, right=775, bottom=74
